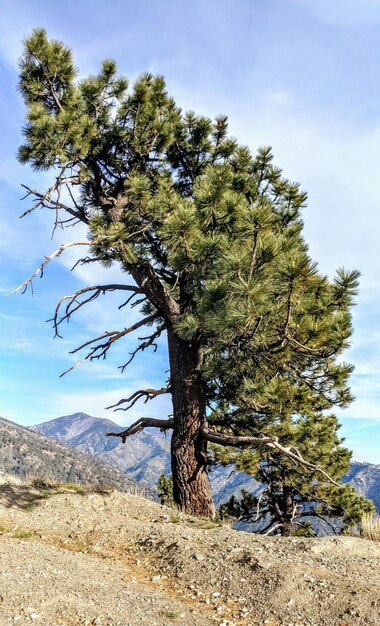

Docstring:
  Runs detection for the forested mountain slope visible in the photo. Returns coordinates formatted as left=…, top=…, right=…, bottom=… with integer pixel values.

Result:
left=0, top=416, right=148, bottom=495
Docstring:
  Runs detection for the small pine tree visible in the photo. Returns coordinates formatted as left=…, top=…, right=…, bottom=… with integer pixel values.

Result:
left=216, top=413, right=375, bottom=535
left=157, top=473, right=174, bottom=507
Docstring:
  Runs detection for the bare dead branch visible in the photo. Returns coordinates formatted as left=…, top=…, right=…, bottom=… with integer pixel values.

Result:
left=201, top=427, right=340, bottom=486
left=118, top=292, right=144, bottom=310
left=106, top=385, right=171, bottom=411
left=130, top=296, right=148, bottom=309
left=51, top=284, right=142, bottom=337
left=263, top=522, right=284, bottom=536
left=106, top=416, right=174, bottom=442
left=119, top=322, right=166, bottom=372
left=70, top=256, right=99, bottom=271
left=20, top=183, right=88, bottom=225
left=60, top=312, right=159, bottom=376
left=9, top=241, right=92, bottom=296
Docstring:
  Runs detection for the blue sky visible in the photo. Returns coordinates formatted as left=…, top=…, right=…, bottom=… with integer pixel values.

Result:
left=0, top=0, right=379, bottom=464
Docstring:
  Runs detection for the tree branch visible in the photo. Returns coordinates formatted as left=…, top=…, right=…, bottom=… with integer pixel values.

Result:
left=299, top=511, right=338, bottom=534
left=263, top=522, right=284, bottom=536
left=119, top=322, right=166, bottom=372
left=129, top=261, right=180, bottom=323
left=106, top=417, right=174, bottom=442
left=201, top=427, right=340, bottom=486
left=106, top=386, right=171, bottom=411
left=60, top=312, right=159, bottom=376
left=9, top=241, right=92, bottom=295
left=51, top=284, right=142, bottom=337
left=20, top=183, right=88, bottom=225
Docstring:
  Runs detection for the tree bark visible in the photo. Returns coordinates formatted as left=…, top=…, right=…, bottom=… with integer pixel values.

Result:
left=280, top=486, right=294, bottom=537
left=167, top=326, right=214, bottom=517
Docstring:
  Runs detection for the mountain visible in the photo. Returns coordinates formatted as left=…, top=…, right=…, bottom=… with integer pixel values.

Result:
left=31, top=413, right=256, bottom=501
left=31, top=413, right=380, bottom=511
left=31, top=413, right=258, bottom=501
left=0, top=416, right=149, bottom=496
left=343, top=461, right=380, bottom=511
left=31, top=412, right=172, bottom=486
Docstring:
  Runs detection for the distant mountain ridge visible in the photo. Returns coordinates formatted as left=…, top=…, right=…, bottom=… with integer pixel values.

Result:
left=0, top=416, right=149, bottom=497
left=31, top=412, right=380, bottom=511
left=343, top=461, right=380, bottom=510
left=30, top=412, right=172, bottom=487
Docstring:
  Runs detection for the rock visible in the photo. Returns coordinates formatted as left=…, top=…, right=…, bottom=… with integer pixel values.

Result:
left=151, top=575, right=161, bottom=583
left=256, top=560, right=272, bottom=570
left=303, top=574, right=315, bottom=583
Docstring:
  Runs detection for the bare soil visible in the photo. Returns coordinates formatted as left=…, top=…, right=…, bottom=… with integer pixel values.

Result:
left=0, top=478, right=379, bottom=626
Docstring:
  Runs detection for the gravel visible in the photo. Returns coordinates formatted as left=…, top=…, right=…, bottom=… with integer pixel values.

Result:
left=0, top=479, right=379, bottom=626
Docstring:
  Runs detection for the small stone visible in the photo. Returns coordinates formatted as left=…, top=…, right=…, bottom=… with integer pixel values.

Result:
left=30, top=615, right=39, bottom=621
left=193, top=552, right=206, bottom=561
left=212, top=591, right=221, bottom=598
left=257, top=560, right=272, bottom=570
left=304, top=574, right=315, bottom=583
left=151, top=575, right=161, bottom=583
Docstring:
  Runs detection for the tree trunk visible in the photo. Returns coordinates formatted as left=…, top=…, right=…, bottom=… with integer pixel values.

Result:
left=167, top=326, right=214, bottom=517
left=281, top=486, right=294, bottom=537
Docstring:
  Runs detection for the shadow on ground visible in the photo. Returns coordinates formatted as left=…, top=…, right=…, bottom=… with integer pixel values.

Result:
left=0, top=483, right=49, bottom=509
left=0, top=482, right=113, bottom=510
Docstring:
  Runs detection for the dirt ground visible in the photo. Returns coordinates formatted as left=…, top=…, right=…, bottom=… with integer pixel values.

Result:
left=0, top=478, right=379, bottom=626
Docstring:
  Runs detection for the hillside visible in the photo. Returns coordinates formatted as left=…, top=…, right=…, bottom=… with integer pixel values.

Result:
left=0, top=416, right=148, bottom=496
left=0, top=477, right=379, bottom=626
left=31, top=412, right=172, bottom=486
left=32, top=413, right=379, bottom=511
left=343, top=461, right=380, bottom=510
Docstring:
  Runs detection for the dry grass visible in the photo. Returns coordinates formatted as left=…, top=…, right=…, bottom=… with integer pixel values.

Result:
left=361, top=513, right=380, bottom=542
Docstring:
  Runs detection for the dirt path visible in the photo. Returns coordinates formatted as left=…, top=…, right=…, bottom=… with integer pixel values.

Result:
left=0, top=480, right=379, bottom=626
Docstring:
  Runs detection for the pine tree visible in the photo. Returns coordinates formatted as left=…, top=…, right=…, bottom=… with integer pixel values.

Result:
left=157, top=473, right=174, bottom=507
left=16, top=29, right=362, bottom=516
left=215, top=413, right=375, bottom=535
